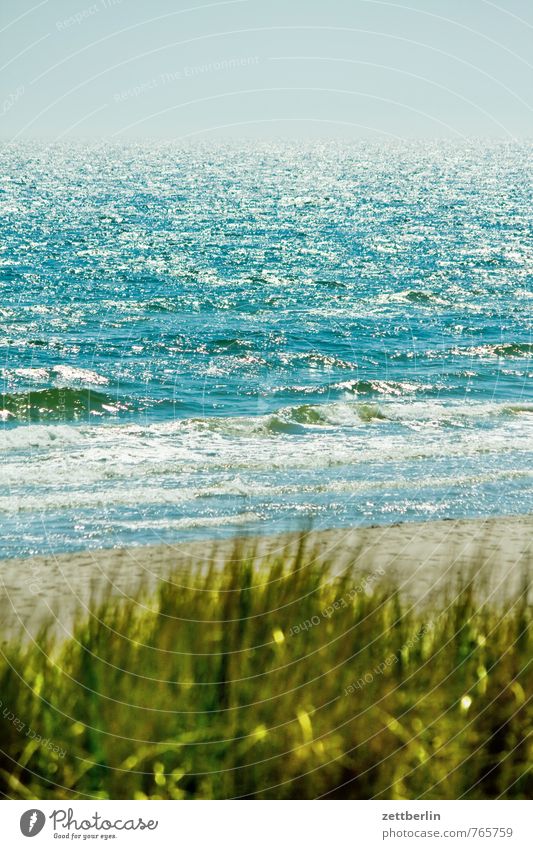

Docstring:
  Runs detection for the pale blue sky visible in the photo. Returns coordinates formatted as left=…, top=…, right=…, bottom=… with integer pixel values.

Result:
left=1, top=0, right=532, bottom=139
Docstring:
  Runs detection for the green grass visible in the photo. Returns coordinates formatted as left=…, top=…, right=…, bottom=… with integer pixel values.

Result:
left=0, top=538, right=531, bottom=800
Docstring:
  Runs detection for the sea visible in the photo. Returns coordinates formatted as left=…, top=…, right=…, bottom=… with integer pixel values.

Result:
left=1, top=139, right=532, bottom=558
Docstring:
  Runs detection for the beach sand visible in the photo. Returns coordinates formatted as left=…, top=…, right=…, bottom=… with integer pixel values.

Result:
left=1, top=514, right=531, bottom=641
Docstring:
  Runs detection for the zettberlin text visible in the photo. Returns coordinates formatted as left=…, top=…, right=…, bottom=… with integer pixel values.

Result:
left=382, top=811, right=441, bottom=820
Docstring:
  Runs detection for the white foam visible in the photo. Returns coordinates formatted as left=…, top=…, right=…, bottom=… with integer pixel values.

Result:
left=0, top=424, right=83, bottom=450
left=52, top=365, right=109, bottom=385
left=111, top=513, right=262, bottom=531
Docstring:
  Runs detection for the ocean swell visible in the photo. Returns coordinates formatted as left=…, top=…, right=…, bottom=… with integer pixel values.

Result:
left=0, top=387, right=128, bottom=422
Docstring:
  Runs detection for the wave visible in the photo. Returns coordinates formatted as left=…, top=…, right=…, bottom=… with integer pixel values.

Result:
left=332, top=378, right=424, bottom=396
left=235, top=399, right=533, bottom=434
left=285, top=351, right=356, bottom=370
left=503, top=404, right=533, bottom=415
left=186, top=399, right=522, bottom=436
left=197, top=469, right=532, bottom=501
left=1, top=365, right=109, bottom=386
left=52, top=365, right=109, bottom=385
left=375, top=289, right=448, bottom=306
left=185, top=403, right=380, bottom=435
left=451, top=343, right=533, bottom=358
left=0, top=387, right=129, bottom=422
left=356, top=403, right=388, bottom=422
left=2, top=466, right=530, bottom=515
left=144, top=297, right=180, bottom=313
left=207, top=337, right=254, bottom=353
left=2, top=397, right=532, bottom=448
left=111, top=513, right=262, bottom=531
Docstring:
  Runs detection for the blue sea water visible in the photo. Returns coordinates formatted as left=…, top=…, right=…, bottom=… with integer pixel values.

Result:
left=0, top=139, right=532, bottom=558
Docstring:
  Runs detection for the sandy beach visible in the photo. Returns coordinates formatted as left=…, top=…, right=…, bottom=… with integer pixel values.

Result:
left=1, top=514, right=531, bottom=641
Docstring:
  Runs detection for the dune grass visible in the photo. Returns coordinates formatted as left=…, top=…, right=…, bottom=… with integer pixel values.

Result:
left=0, top=537, right=531, bottom=800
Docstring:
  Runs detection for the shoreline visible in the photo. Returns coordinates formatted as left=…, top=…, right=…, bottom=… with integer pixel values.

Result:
left=1, top=514, right=531, bottom=640
left=3, top=512, right=531, bottom=800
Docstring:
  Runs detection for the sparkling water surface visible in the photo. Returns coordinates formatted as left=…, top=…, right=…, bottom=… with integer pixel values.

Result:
left=1, top=140, right=532, bottom=557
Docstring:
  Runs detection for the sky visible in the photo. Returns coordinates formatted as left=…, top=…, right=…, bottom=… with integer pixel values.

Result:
left=1, top=0, right=532, bottom=140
